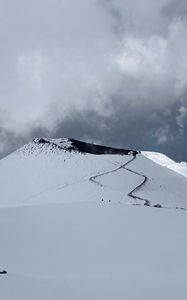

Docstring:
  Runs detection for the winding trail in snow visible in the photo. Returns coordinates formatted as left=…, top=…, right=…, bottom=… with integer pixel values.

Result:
left=90, top=155, right=187, bottom=210
left=90, top=155, right=150, bottom=206
left=122, top=158, right=150, bottom=206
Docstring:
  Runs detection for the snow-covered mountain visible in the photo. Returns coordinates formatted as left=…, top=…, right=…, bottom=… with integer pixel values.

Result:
left=0, top=137, right=187, bottom=300
left=0, top=137, right=186, bottom=209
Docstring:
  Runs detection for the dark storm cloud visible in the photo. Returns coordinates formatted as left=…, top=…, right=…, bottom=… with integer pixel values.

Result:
left=47, top=93, right=187, bottom=161
left=0, top=0, right=187, bottom=161
left=162, top=0, right=187, bottom=20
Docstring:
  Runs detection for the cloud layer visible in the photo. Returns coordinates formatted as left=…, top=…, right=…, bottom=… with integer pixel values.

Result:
left=0, top=0, right=187, bottom=160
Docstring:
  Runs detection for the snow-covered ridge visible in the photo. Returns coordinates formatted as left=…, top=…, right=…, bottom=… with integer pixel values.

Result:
left=143, top=151, right=187, bottom=178
left=16, top=137, right=135, bottom=157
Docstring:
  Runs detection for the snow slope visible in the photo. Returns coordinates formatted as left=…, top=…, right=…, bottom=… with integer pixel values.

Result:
left=0, top=138, right=137, bottom=206
left=143, top=151, right=187, bottom=178
left=1, top=203, right=187, bottom=300
left=0, top=138, right=187, bottom=300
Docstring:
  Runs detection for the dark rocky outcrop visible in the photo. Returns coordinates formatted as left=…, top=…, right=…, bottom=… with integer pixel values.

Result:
left=34, top=137, right=139, bottom=156
left=0, top=270, right=7, bottom=274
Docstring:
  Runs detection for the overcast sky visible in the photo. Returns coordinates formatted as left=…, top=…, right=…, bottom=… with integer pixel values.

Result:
left=0, top=0, right=187, bottom=161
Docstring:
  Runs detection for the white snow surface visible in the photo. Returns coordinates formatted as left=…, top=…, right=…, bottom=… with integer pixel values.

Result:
left=0, top=139, right=187, bottom=300
left=143, top=151, right=187, bottom=178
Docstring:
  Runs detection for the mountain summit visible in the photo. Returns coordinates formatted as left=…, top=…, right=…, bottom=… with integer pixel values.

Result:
left=23, top=137, right=135, bottom=156
left=0, top=137, right=187, bottom=300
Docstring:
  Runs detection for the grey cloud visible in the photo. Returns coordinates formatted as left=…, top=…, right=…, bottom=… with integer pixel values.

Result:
left=31, top=92, right=187, bottom=161
left=0, top=128, right=26, bottom=159
left=0, top=0, right=187, bottom=161
left=162, top=0, right=187, bottom=20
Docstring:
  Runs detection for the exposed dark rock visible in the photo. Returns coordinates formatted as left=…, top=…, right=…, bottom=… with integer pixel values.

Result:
left=153, top=204, right=162, bottom=208
left=0, top=270, right=7, bottom=274
left=70, top=139, right=132, bottom=155
left=33, top=137, right=138, bottom=156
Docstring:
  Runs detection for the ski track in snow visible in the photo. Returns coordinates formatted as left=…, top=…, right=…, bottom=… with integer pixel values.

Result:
left=90, top=155, right=187, bottom=211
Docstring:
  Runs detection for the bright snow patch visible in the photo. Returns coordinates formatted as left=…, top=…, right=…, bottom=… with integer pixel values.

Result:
left=143, top=151, right=187, bottom=178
